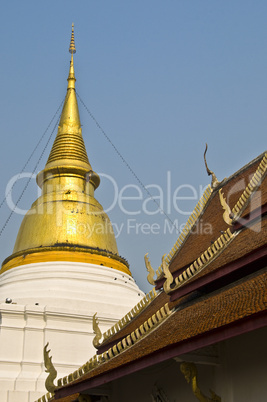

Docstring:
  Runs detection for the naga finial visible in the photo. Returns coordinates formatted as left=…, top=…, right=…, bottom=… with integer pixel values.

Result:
left=162, top=254, right=173, bottom=293
left=219, top=189, right=233, bottom=225
left=69, top=23, right=76, bottom=54
left=144, top=253, right=155, bottom=285
left=44, top=342, right=57, bottom=394
left=180, top=361, right=221, bottom=402
left=204, top=144, right=220, bottom=189
left=92, top=313, right=102, bottom=348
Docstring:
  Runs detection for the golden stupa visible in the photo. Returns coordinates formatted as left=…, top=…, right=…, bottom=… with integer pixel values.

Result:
left=1, top=25, right=130, bottom=275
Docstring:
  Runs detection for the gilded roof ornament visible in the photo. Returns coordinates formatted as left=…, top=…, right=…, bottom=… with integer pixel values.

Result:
left=204, top=144, right=220, bottom=189
left=155, top=185, right=213, bottom=280
left=180, top=362, right=221, bottom=401
left=144, top=253, right=156, bottom=285
left=162, top=254, right=173, bottom=293
left=92, top=313, right=102, bottom=348
left=164, top=228, right=235, bottom=294
left=219, top=189, right=233, bottom=225
left=44, top=342, right=57, bottom=394
left=231, top=151, right=267, bottom=221
left=41, top=302, right=172, bottom=395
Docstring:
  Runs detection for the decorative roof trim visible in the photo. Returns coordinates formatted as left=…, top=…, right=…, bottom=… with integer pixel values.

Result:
left=92, top=313, right=102, bottom=348
left=232, top=152, right=267, bottom=220
left=204, top=143, right=220, bottom=189
left=163, top=228, right=235, bottom=294
left=99, top=287, right=158, bottom=346
left=53, top=279, right=267, bottom=399
left=219, top=188, right=233, bottom=225
left=145, top=253, right=156, bottom=285
left=161, top=151, right=267, bottom=294
left=156, top=185, right=213, bottom=278
left=36, top=391, right=53, bottom=402
left=35, top=303, right=173, bottom=400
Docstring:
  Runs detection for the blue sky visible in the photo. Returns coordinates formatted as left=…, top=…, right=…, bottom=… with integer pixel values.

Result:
left=0, top=1, right=266, bottom=292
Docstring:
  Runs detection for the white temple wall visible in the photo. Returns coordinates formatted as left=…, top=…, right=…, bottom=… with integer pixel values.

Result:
left=218, top=326, right=267, bottom=402
left=0, top=261, right=144, bottom=402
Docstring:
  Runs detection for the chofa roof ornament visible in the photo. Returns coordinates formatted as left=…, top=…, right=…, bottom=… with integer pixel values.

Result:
left=219, top=188, right=233, bottom=226
left=44, top=343, right=57, bottom=394
left=92, top=313, right=102, bottom=348
left=204, top=144, right=220, bottom=189
left=144, top=253, right=156, bottom=286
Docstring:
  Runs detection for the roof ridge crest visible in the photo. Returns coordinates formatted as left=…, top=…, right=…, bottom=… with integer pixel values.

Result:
left=231, top=152, right=267, bottom=220
left=50, top=303, right=173, bottom=396
left=98, top=287, right=158, bottom=346
left=163, top=228, right=236, bottom=294
left=156, top=185, right=213, bottom=279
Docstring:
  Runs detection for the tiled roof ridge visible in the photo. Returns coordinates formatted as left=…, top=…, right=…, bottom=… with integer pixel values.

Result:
left=36, top=392, right=53, bottom=402
left=99, top=287, right=158, bottom=346
left=95, top=152, right=267, bottom=349
left=231, top=152, right=267, bottom=220
left=35, top=152, right=267, bottom=402
left=163, top=228, right=236, bottom=293
left=157, top=151, right=266, bottom=281
left=156, top=185, right=213, bottom=279
left=36, top=303, right=173, bottom=401
left=216, top=151, right=266, bottom=190
left=162, top=152, right=267, bottom=294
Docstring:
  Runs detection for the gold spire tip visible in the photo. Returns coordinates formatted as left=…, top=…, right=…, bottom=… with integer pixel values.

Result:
left=69, top=23, right=76, bottom=54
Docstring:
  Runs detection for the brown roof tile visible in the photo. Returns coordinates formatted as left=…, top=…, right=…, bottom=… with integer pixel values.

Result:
left=240, top=174, right=267, bottom=218
left=100, top=153, right=267, bottom=351
left=168, top=154, right=264, bottom=276
left=55, top=270, right=267, bottom=398
left=52, top=153, right=267, bottom=400
left=169, top=216, right=267, bottom=296
left=97, top=290, right=169, bottom=352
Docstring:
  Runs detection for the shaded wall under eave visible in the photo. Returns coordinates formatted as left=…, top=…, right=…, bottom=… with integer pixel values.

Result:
left=104, top=326, right=267, bottom=402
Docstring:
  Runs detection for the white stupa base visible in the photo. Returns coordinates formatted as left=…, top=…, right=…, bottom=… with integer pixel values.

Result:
left=0, top=261, right=145, bottom=402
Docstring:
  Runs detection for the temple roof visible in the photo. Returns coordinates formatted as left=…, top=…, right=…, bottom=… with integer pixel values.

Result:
left=38, top=150, right=267, bottom=401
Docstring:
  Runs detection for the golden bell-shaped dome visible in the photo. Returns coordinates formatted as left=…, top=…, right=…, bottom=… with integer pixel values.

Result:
left=1, top=25, right=130, bottom=276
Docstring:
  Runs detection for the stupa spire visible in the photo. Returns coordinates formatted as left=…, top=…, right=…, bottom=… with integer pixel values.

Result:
left=38, top=24, right=99, bottom=189
left=69, top=23, right=76, bottom=54
left=66, top=23, right=76, bottom=91
left=1, top=25, right=130, bottom=276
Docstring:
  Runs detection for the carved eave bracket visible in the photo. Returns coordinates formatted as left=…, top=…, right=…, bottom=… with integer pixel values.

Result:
left=180, top=361, right=221, bottom=401
left=219, top=189, right=233, bottom=226
left=162, top=228, right=234, bottom=296
left=92, top=313, right=102, bottom=348
left=204, top=144, right=220, bottom=189
left=162, top=255, right=174, bottom=293
left=44, top=342, right=58, bottom=394
left=144, top=253, right=156, bottom=285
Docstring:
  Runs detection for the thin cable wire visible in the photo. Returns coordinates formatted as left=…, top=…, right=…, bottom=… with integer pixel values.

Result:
left=0, top=114, right=61, bottom=239
left=76, top=91, right=179, bottom=231
left=0, top=98, right=64, bottom=211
